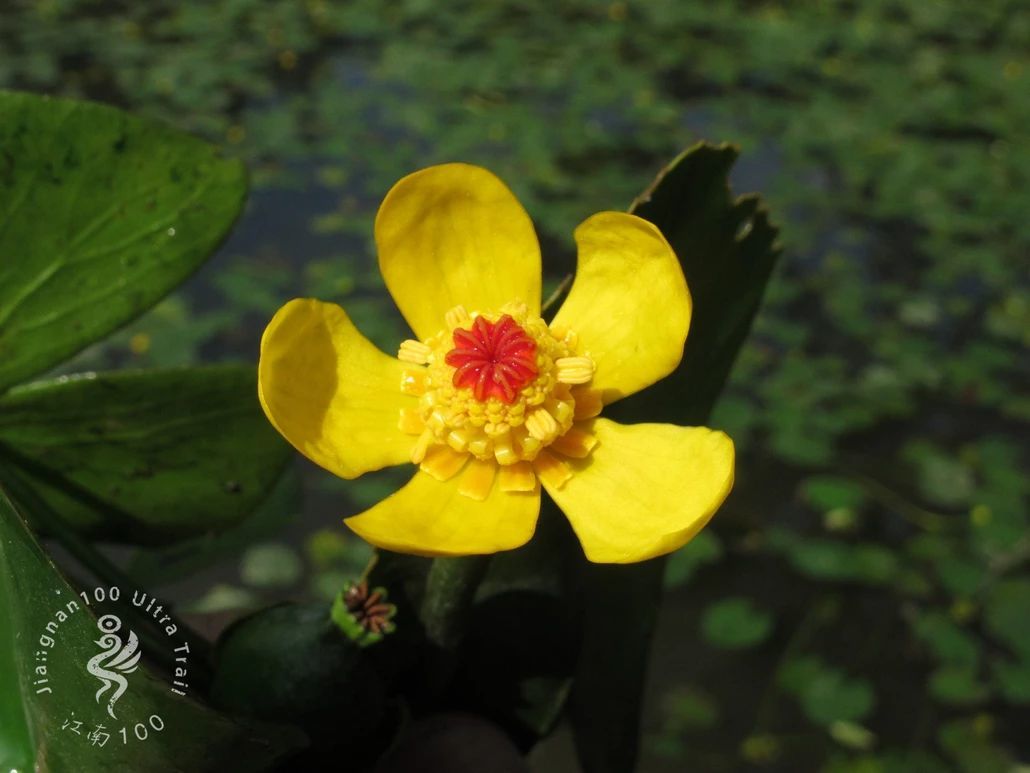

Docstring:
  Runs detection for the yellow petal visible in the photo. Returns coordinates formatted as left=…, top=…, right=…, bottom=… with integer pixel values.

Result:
left=376, top=164, right=542, bottom=339
left=258, top=298, right=414, bottom=479
left=551, top=212, right=690, bottom=404
left=543, top=418, right=734, bottom=563
left=345, top=470, right=540, bottom=556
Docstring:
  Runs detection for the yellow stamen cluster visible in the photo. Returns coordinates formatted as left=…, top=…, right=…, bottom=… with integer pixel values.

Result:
left=396, top=301, right=602, bottom=499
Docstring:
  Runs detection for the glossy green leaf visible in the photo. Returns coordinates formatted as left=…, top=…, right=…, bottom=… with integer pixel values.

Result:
left=569, top=143, right=781, bottom=773
left=0, top=485, right=302, bottom=772
left=126, top=467, right=302, bottom=587
left=0, top=91, right=246, bottom=393
left=0, top=365, right=291, bottom=544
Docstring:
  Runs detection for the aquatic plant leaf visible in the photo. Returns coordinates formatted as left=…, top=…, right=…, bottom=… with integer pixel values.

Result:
left=0, top=366, right=290, bottom=544
left=0, top=91, right=246, bottom=393
left=0, top=485, right=302, bottom=772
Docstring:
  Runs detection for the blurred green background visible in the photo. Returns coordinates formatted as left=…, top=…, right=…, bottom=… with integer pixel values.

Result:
left=3, top=0, right=1027, bottom=770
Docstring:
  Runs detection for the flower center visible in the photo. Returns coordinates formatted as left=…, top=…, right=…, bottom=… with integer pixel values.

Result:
left=444, top=314, right=539, bottom=403
left=395, top=301, right=601, bottom=498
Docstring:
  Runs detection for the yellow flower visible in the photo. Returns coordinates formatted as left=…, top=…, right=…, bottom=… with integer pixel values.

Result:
left=258, top=164, right=734, bottom=563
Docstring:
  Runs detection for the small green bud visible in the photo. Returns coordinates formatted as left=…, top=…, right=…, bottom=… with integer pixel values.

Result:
left=331, top=580, right=397, bottom=648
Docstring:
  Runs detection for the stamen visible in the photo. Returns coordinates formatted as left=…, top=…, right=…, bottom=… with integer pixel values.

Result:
left=410, top=429, right=433, bottom=464
left=556, top=356, right=595, bottom=385
left=518, top=435, right=542, bottom=458
left=550, top=398, right=574, bottom=425
left=426, top=408, right=447, bottom=432
left=468, top=438, right=491, bottom=458
left=533, top=450, right=573, bottom=489
left=420, top=445, right=468, bottom=481
left=458, top=458, right=497, bottom=500
left=525, top=407, right=558, bottom=441
left=398, top=339, right=432, bottom=364
left=446, top=429, right=472, bottom=453
left=445, top=304, right=471, bottom=329
left=400, top=370, right=427, bottom=396
left=493, top=437, right=518, bottom=466
left=398, top=407, right=424, bottom=435
left=400, top=305, right=597, bottom=470
left=550, top=426, right=598, bottom=458
left=498, top=461, right=537, bottom=492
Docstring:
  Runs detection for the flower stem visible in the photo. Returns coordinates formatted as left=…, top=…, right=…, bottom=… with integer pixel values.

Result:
left=419, top=555, right=491, bottom=691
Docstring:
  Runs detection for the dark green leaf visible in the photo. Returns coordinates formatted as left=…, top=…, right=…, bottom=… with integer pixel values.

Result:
left=0, top=365, right=291, bottom=544
left=126, top=467, right=302, bottom=587
left=0, top=485, right=302, bottom=771
left=0, top=91, right=246, bottom=392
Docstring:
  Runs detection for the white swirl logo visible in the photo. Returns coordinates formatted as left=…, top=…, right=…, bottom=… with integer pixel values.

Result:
left=86, top=614, right=141, bottom=719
